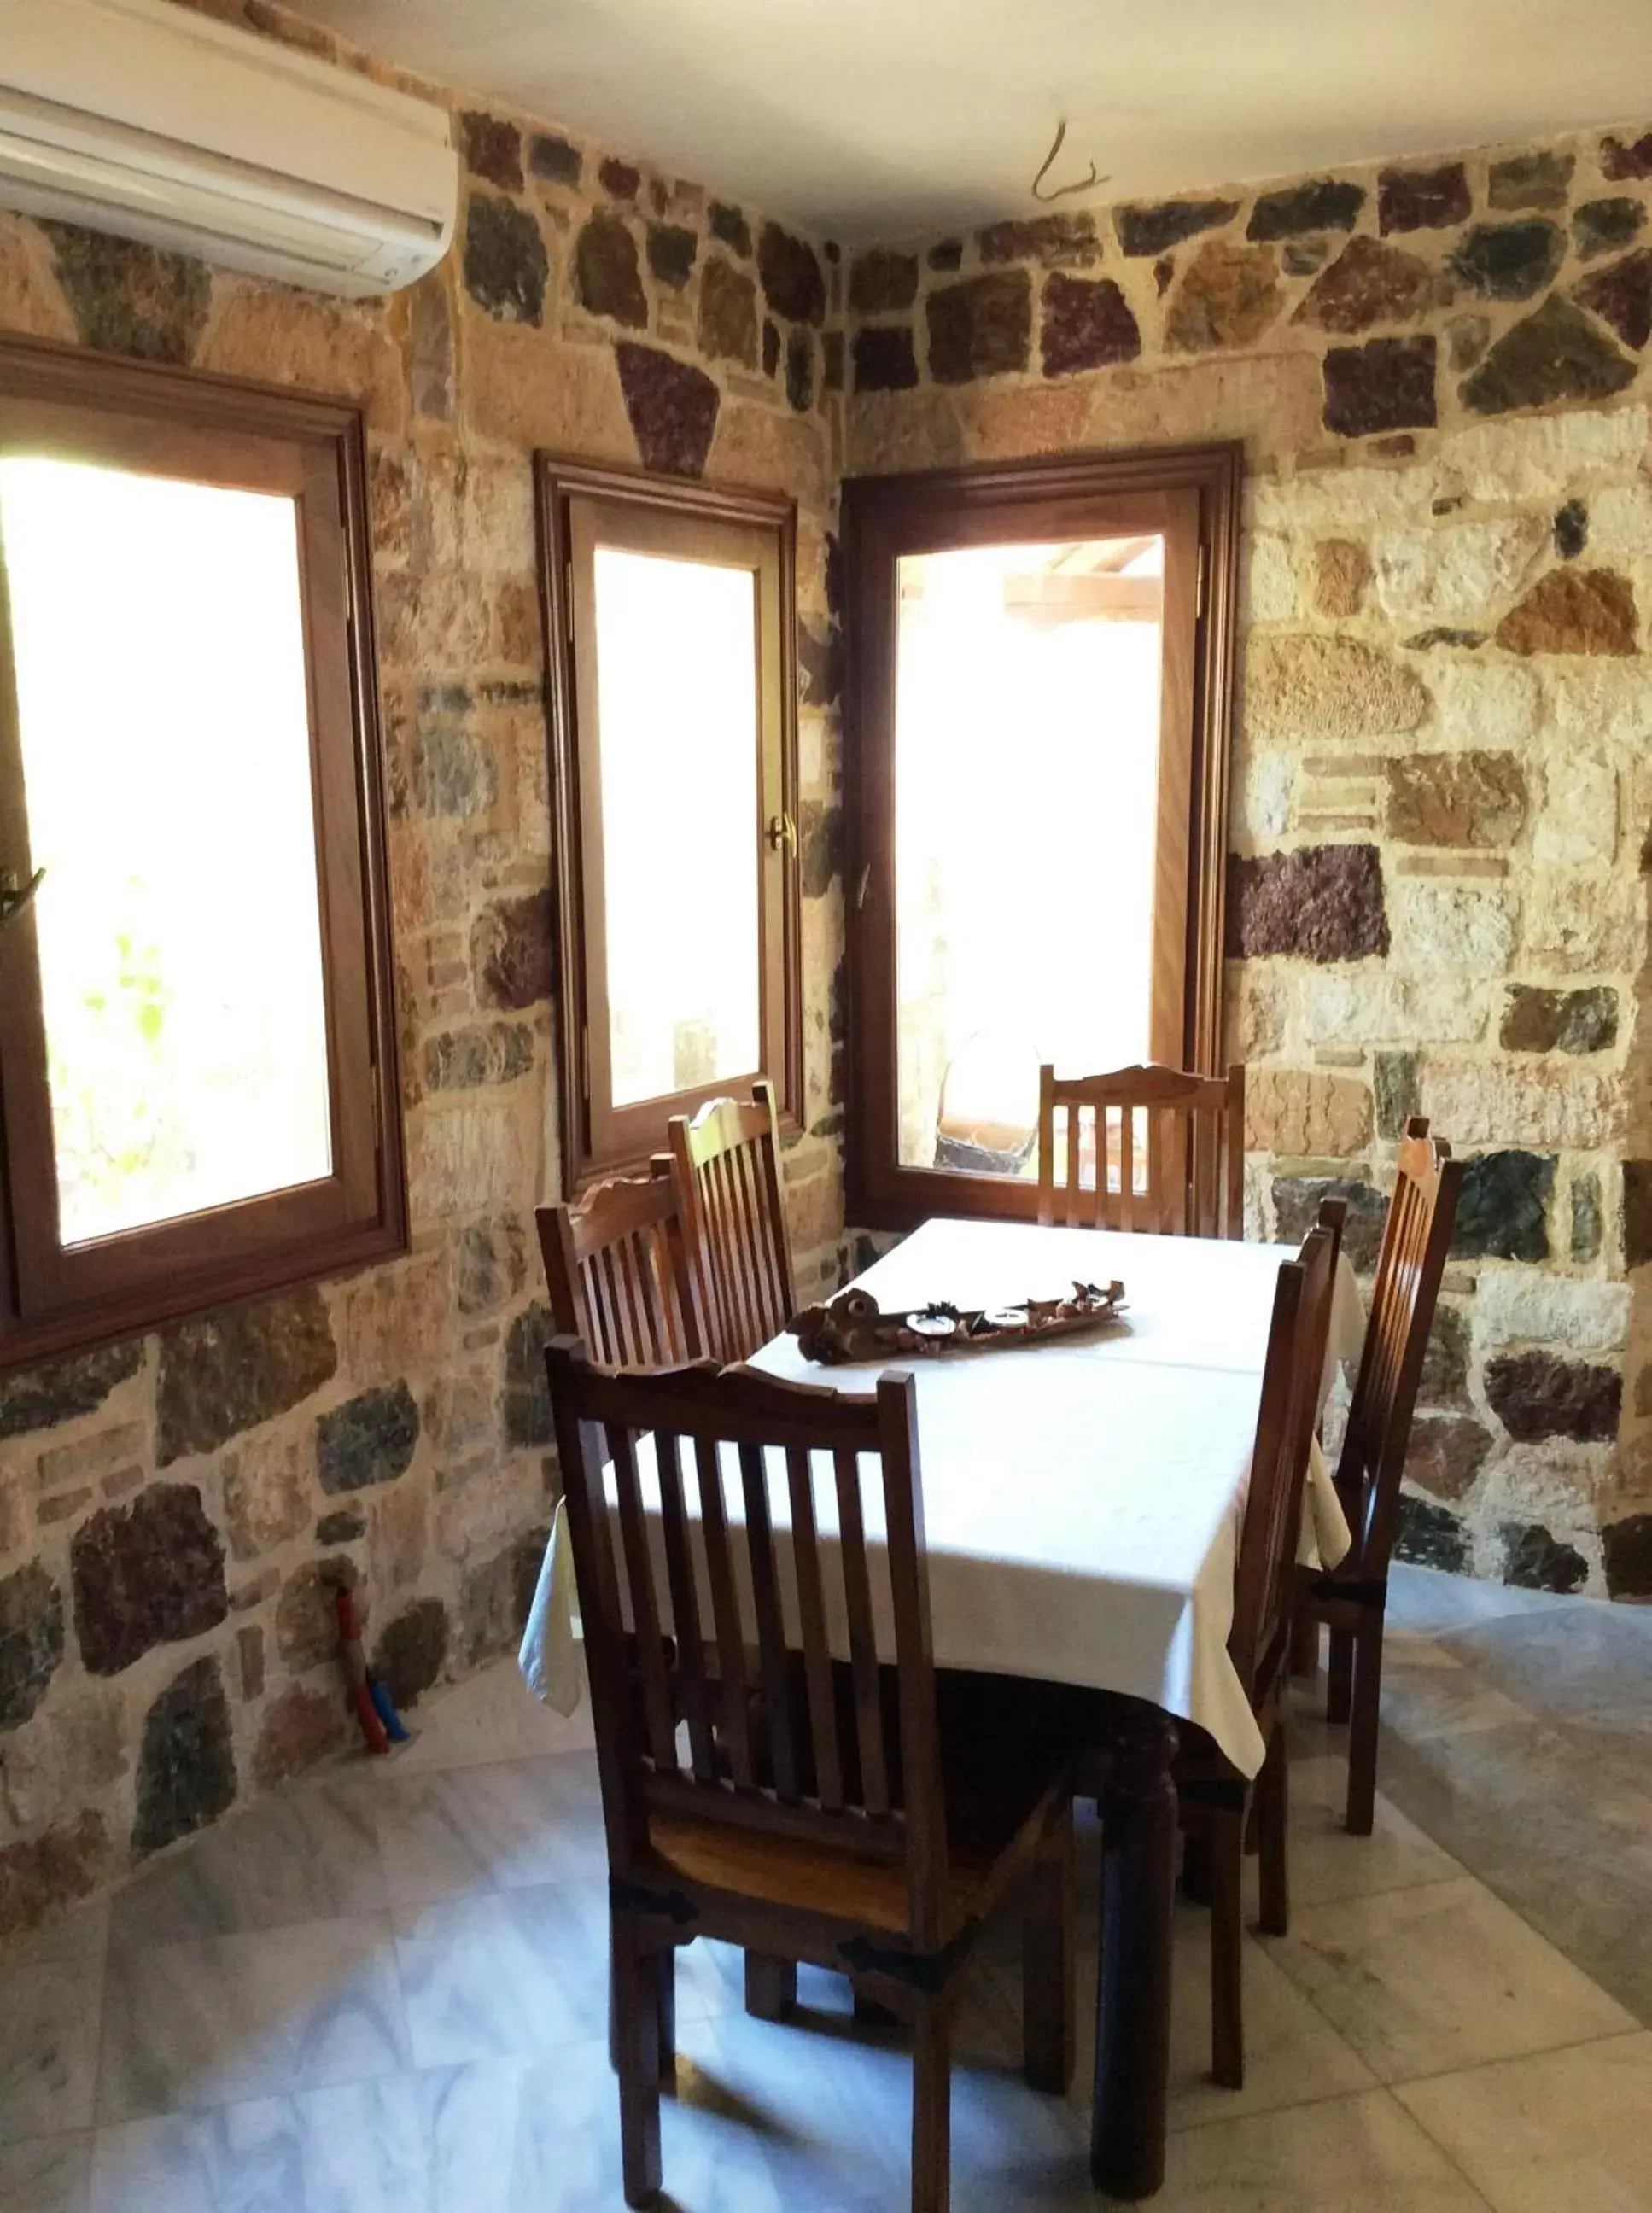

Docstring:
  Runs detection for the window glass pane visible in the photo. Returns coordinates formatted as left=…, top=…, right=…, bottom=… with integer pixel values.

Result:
left=0, top=457, right=332, bottom=1245
left=893, top=534, right=1165, bottom=1177
left=592, top=544, right=761, bottom=1108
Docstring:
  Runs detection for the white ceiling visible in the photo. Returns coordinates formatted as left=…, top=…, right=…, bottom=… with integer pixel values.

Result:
left=300, top=0, right=1652, bottom=239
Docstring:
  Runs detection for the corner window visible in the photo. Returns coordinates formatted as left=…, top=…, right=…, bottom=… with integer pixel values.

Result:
left=537, top=458, right=801, bottom=1188
left=842, top=445, right=1241, bottom=1229
left=0, top=341, right=405, bottom=1364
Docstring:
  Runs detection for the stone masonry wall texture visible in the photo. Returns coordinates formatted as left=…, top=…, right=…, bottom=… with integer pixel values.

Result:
left=840, top=130, right=1652, bottom=1615
left=0, top=0, right=850, bottom=1935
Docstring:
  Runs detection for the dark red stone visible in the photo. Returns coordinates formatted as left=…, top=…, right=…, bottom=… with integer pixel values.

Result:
left=757, top=223, right=825, bottom=324
left=978, top=213, right=1100, bottom=266
left=1378, top=163, right=1471, bottom=233
left=574, top=212, right=646, bottom=328
left=927, top=272, right=1031, bottom=383
left=1602, top=1512, right=1652, bottom=1597
left=1461, top=295, right=1637, bottom=414
left=928, top=239, right=964, bottom=272
left=598, top=157, right=640, bottom=201
left=1114, top=198, right=1239, bottom=257
left=1248, top=178, right=1364, bottom=240
left=458, top=112, right=522, bottom=191
left=709, top=201, right=751, bottom=256
left=1322, top=335, right=1438, bottom=437
left=1601, top=130, right=1652, bottom=180
left=471, top=890, right=554, bottom=1010
left=1485, top=1350, right=1621, bottom=1443
left=853, top=324, right=919, bottom=391
left=1575, top=248, right=1652, bottom=351
left=785, top=330, right=814, bottom=412
left=1040, top=273, right=1141, bottom=377
left=1621, top=1159, right=1652, bottom=1267
left=463, top=196, right=547, bottom=326
left=72, top=1483, right=228, bottom=1676
left=645, top=223, right=697, bottom=289
left=527, top=133, right=581, bottom=187
left=1406, top=1416, right=1493, bottom=1501
left=371, top=1597, right=450, bottom=1710
left=1226, top=844, right=1389, bottom=961
left=616, top=342, right=720, bottom=476
left=1488, top=151, right=1574, bottom=211
left=849, top=248, right=919, bottom=313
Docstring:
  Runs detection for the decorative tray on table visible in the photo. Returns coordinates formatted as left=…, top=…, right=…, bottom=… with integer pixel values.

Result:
left=789, top=1280, right=1126, bottom=1366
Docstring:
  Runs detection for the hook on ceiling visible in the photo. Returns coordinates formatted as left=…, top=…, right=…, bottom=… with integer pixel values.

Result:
left=1030, top=118, right=1106, bottom=204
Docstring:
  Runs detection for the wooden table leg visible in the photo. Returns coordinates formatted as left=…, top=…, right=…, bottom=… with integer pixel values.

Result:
left=1092, top=1703, right=1178, bottom=2201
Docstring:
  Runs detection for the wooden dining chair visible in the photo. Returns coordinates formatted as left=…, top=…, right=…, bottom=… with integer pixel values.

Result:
left=1037, top=1062, right=1246, bottom=1236
left=546, top=1338, right=1077, bottom=2213
left=1295, top=1118, right=1463, bottom=1835
left=1103, top=1202, right=1343, bottom=2091
left=668, top=1079, right=797, bottom=1361
left=536, top=1158, right=705, bottom=1368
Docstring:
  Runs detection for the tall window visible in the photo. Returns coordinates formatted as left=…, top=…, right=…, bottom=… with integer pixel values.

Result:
left=843, top=445, right=1240, bottom=1229
left=538, top=459, right=800, bottom=1188
left=0, top=341, right=404, bottom=1363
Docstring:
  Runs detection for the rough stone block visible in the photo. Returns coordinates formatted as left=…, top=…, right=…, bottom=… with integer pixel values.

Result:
left=852, top=324, right=919, bottom=393
left=756, top=223, right=825, bottom=324
left=1620, top=1159, right=1652, bottom=1268
left=1461, top=296, right=1637, bottom=416
left=1499, top=984, right=1618, bottom=1054
left=1244, top=633, right=1428, bottom=742
left=1573, top=197, right=1645, bottom=260
left=1474, top=1270, right=1630, bottom=1352
left=0, top=1813, right=110, bottom=1941
left=41, top=222, right=210, bottom=363
left=0, top=1340, right=143, bottom=1444
left=253, top=1682, right=347, bottom=1789
left=1406, top=1415, right=1494, bottom=1500
left=71, top=1484, right=229, bottom=1676
left=1165, top=241, right=1281, bottom=353
left=1574, top=248, right=1652, bottom=352
left=463, top=197, right=548, bottom=327
left=1501, top=1522, right=1589, bottom=1592
left=1040, top=273, right=1140, bottom=377
left=1228, top=844, right=1388, bottom=962
left=616, top=342, right=720, bottom=476
left=1374, top=1050, right=1421, bottom=1140
left=1386, top=751, right=1526, bottom=847
left=1113, top=200, right=1237, bottom=257
left=316, top=1385, right=421, bottom=1497
left=1378, top=163, right=1470, bottom=233
left=1451, top=1150, right=1555, bottom=1263
left=1450, top=220, right=1565, bottom=301
left=1394, top=1492, right=1468, bottom=1571
left=1390, top=880, right=1515, bottom=980
left=926, top=272, right=1032, bottom=384
left=1312, top=537, right=1370, bottom=616
left=371, top=1597, right=451, bottom=1711
left=1371, top=518, right=1544, bottom=626
left=1602, top=1511, right=1652, bottom=1596
left=1571, top=1173, right=1604, bottom=1263
left=471, top=890, right=553, bottom=1010
left=1322, top=335, right=1438, bottom=438
left=502, top=1302, right=553, bottom=1449
left=1429, top=660, right=1539, bottom=746
left=1271, top=1176, right=1388, bottom=1270
left=1421, top=1305, right=1472, bottom=1408
left=1246, top=1068, right=1372, bottom=1157
left=1248, top=178, right=1364, bottom=240
left=132, top=1657, right=236, bottom=1855
left=697, top=255, right=757, bottom=365
left=849, top=248, right=919, bottom=313
left=1496, top=568, right=1638, bottom=656
left=222, top=1435, right=312, bottom=1563
left=156, top=1290, right=336, bottom=1465
left=1486, top=1349, right=1621, bottom=1443
left=0, top=1564, right=64, bottom=1730
left=275, top=1556, right=358, bottom=1673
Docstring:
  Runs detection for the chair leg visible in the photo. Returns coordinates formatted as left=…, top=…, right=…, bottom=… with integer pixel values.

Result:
left=1289, top=1607, right=1319, bottom=1679
left=1255, top=1725, right=1290, bottom=1938
left=1022, top=1817, right=1075, bottom=2095
left=611, top=1913, right=663, bottom=2208
left=744, top=1951, right=797, bottom=2021
left=911, top=1994, right=952, bottom=2213
left=853, top=1983, right=900, bottom=2030
left=1346, top=1614, right=1385, bottom=1838
left=1209, top=1811, right=1245, bottom=2092
left=1326, top=1626, right=1354, bottom=1725
left=656, top=1947, right=677, bottom=2087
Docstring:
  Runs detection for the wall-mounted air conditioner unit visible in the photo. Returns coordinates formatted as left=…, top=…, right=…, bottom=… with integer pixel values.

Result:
left=0, top=0, right=458, bottom=296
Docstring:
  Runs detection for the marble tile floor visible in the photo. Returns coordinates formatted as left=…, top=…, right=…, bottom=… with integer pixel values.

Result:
left=1, top=1573, right=1646, bottom=2212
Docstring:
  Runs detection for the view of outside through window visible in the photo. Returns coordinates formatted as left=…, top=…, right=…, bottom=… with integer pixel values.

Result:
left=593, top=544, right=761, bottom=1107
left=0, top=457, right=332, bottom=1245
left=894, top=534, right=1165, bottom=1179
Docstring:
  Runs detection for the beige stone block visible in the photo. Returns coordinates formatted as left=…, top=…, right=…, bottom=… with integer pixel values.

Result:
left=845, top=389, right=965, bottom=476
left=1252, top=456, right=1442, bottom=534
left=1312, top=537, right=1372, bottom=617
left=199, top=280, right=407, bottom=437
left=1235, top=750, right=1293, bottom=844
left=1299, top=972, right=1489, bottom=1046
left=407, top=1102, right=534, bottom=1224
left=35, top=1422, right=147, bottom=1497
left=1419, top=1060, right=1622, bottom=1149
left=461, top=455, right=538, bottom=576
left=1394, top=854, right=1509, bottom=877
left=1535, top=753, right=1619, bottom=866
left=1474, top=1272, right=1631, bottom=1354
left=331, top=1250, right=452, bottom=1383
left=1479, top=1439, right=1617, bottom=1521
left=1092, top=353, right=1324, bottom=466
left=0, top=1474, right=26, bottom=1556
left=1521, top=870, right=1643, bottom=973
left=1391, top=879, right=1516, bottom=978
left=1430, top=660, right=1541, bottom=748
left=464, top=323, right=633, bottom=461
left=1246, top=1068, right=1371, bottom=1157
left=1370, top=519, right=1545, bottom=627
left=435, top=1455, right=546, bottom=1563
left=1546, top=663, right=1652, bottom=744
left=370, top=1473, right=429, bottom=1592
left=954, top=379, right=1091, bottom=461
left=1439, top=406, right=1649, bottom=503
left=222, top=1433, right=313, bottom=1563
left=1387, top=750, right=1526, bottom=847
left=0, top=216, right=77, bottom=343
left=1222, top=965, right=1287, bottom=1061
left=1242, top=534, right=1298, bottom=623
left=1245, top=633, right=1431, bottom=743
left=1585, top=482, right=1652, bottom=558
left=706, top=401, right=831, bottom=511
left=0, top=1685, right=126, bottom=1831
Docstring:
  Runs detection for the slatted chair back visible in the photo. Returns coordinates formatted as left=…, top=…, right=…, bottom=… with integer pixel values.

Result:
left=1228, top=1204, right=1343, bottom=1702
left=1337, top=1118, right=1463, bottom=1582
left=1036, top=1062, right=1245, bottom=1237
left=536, top=1159, right=704, bottom=1369
left=668, top=1080, right=797, bottom=1361
left=546, top=1338, right=952, bottom=1950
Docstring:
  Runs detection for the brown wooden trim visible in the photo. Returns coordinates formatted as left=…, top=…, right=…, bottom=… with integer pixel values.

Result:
left=0, top=336, right=405, bottom=1367
left=535, top=453, right=802, bottom=1198
left=841, top=441, right=1243, bottom=1233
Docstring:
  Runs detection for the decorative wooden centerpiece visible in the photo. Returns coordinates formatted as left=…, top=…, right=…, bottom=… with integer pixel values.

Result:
left=789, top=1279, right=1126, bottom=1366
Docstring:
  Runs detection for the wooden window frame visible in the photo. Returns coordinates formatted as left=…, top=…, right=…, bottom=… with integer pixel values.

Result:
left=536, top=455, right=802, bottom=1195
left=0, top=336, right=406, bottom=1367
left=842, top=441, right=1242, bottom=1233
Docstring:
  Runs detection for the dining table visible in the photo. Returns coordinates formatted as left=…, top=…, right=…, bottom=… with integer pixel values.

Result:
left=521, top=1212, right=1363, bottom=2200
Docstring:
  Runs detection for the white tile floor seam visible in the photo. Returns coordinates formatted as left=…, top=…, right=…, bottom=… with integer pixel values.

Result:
left=2, top=1642, right=1644, bottom=2211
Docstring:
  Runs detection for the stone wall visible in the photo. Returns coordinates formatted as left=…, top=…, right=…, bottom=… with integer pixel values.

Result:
left=840, top=131, right=1652, bottom=1605
left=0, top=0, right=851, bottom=1936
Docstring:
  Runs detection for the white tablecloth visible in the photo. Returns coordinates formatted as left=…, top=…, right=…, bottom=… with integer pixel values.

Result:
left=521, top=1217, right=1361, bottom=1778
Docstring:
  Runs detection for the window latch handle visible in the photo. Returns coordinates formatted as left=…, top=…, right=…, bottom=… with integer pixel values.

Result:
left=765, top=811, right=797, bottom=855
left=0, top=867, right=44, bottom=937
